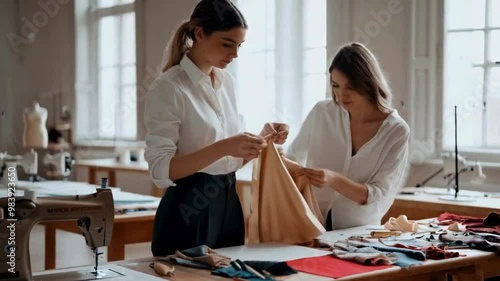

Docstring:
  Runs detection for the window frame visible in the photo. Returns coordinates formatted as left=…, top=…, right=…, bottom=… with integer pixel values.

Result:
left=438, top=0, right=500, bottom=163
left=76, top=0, right=137, bottom=143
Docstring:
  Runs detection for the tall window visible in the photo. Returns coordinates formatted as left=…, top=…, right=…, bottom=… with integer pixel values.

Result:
left=76, top=0, right=137, bottom=142
left=235, top=0, right=327, bottom=140
left=443, top=0, right=500, bottom=151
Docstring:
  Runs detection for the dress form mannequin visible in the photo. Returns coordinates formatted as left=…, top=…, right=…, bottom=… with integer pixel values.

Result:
left=23, top=101, right=48, bottom=148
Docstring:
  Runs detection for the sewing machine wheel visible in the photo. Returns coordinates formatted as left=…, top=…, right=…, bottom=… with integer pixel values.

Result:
left=34, top=268, right=124, bottom=281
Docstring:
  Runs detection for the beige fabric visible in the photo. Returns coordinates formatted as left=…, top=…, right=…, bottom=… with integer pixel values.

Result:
left=246, top=139, right=325, bottom=244
left=383, top=215, right=419, bottom=232
left=283, top=156, right=325, bottom=224
left=447, top=222, right=466, bottom=232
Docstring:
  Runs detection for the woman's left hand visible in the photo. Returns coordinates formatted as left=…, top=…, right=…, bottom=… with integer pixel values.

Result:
left=260, top=123, right=290, bottom=144
left=303, top=168, right=337, bottom=188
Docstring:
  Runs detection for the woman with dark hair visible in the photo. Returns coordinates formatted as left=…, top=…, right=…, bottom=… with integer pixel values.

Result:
left=144, top=0, right=289, bottom=256
left=283, top=43, right=410, bottom=230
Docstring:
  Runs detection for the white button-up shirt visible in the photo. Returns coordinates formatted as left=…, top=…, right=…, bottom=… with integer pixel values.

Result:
left=286, top=99, right=410, bottom=229
left=144, top=54, right=243, bottom=188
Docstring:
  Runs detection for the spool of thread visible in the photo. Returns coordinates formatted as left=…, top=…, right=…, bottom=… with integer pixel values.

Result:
left=101, top=178, right=108, bottom=188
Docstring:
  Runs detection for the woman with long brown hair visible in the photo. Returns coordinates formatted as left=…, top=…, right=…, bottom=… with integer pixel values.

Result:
left=284, top=42, right=410, bottom=230
left=144, top=0, right=289, bottom=256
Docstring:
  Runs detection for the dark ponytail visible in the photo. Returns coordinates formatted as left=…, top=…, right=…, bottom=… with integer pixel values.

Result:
left=162, top=0, right=247, bottom=72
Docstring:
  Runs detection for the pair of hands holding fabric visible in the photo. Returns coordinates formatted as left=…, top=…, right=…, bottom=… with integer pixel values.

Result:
left=222, top=123, right=289, bottom=161
left=281, top=155, right=337, bottom=189
left=302, top=168, right=338, bottom=188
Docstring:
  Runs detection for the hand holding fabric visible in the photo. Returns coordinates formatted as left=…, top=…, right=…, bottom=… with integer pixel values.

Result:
left=222, top=132, right=267, bottom=161
left=260, top=123, right=290, bottom=144
left=303, top=168, right=337, bottom=188
left=280, top=155, right=303, bottom=176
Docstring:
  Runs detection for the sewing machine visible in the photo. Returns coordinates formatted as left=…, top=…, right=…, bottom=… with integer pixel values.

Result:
left=0, top=188, right=114, bottom=281
left=0, top=151, right=38, bottom=185
left=43, top=151, right=75, bottom=179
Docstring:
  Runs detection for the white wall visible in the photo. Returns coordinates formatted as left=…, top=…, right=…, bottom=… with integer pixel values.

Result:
left=0, top=0, right=21, bottom=154
left=137, top=0, right=199, bottom=139
left=331, top=0, right=411, bottom=119
left=0, top=0, right=75, bottom=156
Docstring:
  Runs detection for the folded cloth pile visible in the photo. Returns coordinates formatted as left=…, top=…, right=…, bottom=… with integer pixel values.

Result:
left=331, top=240, right=397, bottom=265
left=379, top=241, right=460, bottom=260
left=438, top=212, right=500, bottom=235
left=334, top=239, right=424, bottom=268
left=346, top=239, right=426, bottom=261
left=161, top=245, right=231, bottom=269
left=439, top=233, right=500, bottom=255
left=468, top=232, right=500, bottom=243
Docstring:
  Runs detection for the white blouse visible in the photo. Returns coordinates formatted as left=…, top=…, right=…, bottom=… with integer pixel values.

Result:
left=144, top=54, right=243, bottom=188
left=286, top=99, right=410, bottom=229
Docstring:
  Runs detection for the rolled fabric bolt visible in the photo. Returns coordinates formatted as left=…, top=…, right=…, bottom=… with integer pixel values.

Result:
left=101, top=178, right=108, bottom=188
left=150, top=262, right=175, bottom=276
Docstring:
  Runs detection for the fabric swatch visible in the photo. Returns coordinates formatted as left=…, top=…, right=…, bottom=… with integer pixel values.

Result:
left=287, top=255, right=393, bottom=278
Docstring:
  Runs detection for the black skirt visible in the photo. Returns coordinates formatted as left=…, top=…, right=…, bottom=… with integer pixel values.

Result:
left=151, top=172, right=245, bottom=256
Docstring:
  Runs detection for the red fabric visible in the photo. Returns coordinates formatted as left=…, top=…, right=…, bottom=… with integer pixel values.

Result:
left=423, top=246, right=459, bottom=260
left=466, top=226, right=500, bottom=235
left=437, top=212, right=483, bottom=225
left=286, top=255, right=393, bottom=279
left=438, top=212, right=500, bottom=235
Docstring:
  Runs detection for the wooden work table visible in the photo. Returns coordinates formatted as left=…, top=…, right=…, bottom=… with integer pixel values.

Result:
left=34, top=224, right=500, bottom=281
left=74, top=158, right=158, bottom=194
left=39, top=186, right=499, bottom=271
left=383, top=188, right=500, bottom=222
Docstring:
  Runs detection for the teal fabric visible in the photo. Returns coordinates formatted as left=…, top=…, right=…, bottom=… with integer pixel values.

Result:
left=212, top=259, right=296, bottom=280
left=390, top=252, right=422, bottom=268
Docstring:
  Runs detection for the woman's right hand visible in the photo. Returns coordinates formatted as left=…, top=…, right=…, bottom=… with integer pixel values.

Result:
left=221, top=132, right=267, bottom=160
